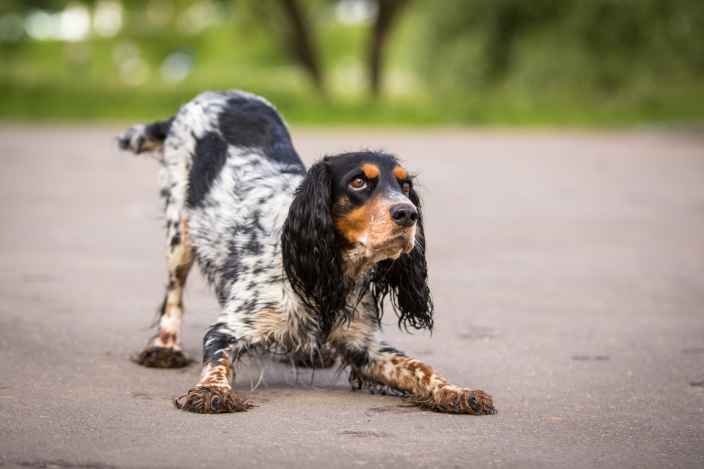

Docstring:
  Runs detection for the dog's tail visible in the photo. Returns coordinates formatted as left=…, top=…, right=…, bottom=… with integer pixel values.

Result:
left=116, top=117, right=173, bottom=155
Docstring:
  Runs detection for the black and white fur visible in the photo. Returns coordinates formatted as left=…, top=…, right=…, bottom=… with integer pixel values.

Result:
left=117, top=90, right=495, bottom=415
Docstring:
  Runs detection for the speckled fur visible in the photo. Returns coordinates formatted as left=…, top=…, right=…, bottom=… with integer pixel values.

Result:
left=117, top=90, right=495, bottom=415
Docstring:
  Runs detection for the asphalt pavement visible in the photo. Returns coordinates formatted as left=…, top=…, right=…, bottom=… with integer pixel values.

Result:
left=1, top=125, right=703, bottom=468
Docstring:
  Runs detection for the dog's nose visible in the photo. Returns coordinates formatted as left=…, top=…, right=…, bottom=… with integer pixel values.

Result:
left=390, top=203, right=418, bottom=227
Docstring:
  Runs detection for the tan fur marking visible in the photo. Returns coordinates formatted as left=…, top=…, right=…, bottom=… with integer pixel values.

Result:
left=335, top=203, right=372, bottom=245
left=368, top=355, right=447, bottom=398
left=393, top=165, right=408, bottom=181
left=253, top=308, right=292, bottom=347
left=159, top=330, right=178, bottom=348
left=252, top=307, right=324, bottom=357
left=198, top=356, right=233, bottom=390
left=335, top=195, right=398, bottom=248
left=328, top=317, right=376, bottom=349
left=361, top=163, right=380, bottom=179
left=153, top=216, right=194, bottom=349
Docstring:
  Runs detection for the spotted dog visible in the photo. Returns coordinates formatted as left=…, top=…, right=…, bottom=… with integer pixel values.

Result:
left=117, top=90, right=495, bottom=415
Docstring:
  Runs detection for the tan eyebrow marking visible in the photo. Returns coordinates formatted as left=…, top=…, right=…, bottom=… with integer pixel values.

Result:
left=361, top=163, right=380, bottom=179
left=393, top=165, right=408, bottom=180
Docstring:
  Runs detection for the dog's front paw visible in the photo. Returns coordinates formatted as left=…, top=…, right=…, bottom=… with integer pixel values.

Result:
left=132, top=346, right=192, bottom=368
left=174, top=386, right=253, bottom=414
left=421, top=385, right=496, bottom=415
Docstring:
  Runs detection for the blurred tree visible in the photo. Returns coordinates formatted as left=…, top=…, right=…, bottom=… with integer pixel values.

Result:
left=0, top=1, right=72, bottom=13
left=241, top=0, right=325, bottom=93
left=368, top=0, right=409, bottom=97
left=279, top=0, right=325, bottom=92
left=417, top=0, right=704, bottom=95
left=418, top=0, right=565, bottom=86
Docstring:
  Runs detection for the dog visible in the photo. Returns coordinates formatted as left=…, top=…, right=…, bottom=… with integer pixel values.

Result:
left=117, top=90, right=495, bottom=415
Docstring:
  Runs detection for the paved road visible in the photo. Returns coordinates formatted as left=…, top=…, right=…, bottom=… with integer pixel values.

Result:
left=1, top=126, right=703, bottom=469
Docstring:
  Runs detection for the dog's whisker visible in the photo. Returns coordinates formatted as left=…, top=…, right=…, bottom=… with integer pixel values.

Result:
left=251, top=361, right=266, bottom=392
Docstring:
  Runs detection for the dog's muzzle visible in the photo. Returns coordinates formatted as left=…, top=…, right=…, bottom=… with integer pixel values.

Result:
left=390, top=203, right=418, bottom=228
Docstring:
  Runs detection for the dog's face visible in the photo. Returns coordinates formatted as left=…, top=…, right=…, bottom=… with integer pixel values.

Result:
left=281, top=151, right=432, bottom=333
left=327, top=153, right=418, bottom=264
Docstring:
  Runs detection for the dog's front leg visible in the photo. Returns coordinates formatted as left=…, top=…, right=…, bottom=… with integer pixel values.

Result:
left=344, top=342, right=496, bottom=415
left=174, top=325, right=253, bottom=413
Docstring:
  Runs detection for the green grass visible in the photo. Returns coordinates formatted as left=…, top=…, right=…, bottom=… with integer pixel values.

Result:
left=3, top=77, right=703, bottom=127
left=1, top=20, right=703, bottom=127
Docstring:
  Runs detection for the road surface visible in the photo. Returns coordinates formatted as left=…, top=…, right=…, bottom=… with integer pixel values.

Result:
left=1, top=126, right=703, bottom=468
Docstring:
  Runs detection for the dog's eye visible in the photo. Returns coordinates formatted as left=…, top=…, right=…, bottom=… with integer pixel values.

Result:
left=401, top=181, right=411, bottom=194
left=349, top=177, right=367, bottom=190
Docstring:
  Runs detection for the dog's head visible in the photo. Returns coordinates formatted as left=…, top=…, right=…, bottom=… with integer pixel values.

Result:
left=281, top=151, right=433, bottom=333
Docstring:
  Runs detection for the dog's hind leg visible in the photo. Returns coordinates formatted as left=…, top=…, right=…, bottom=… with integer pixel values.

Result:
left=134, top=214, right=194, bottom=368
left=133, top=139, right=195, bottom=368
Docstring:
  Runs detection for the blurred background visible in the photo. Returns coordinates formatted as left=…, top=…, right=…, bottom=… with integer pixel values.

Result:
left=2, top=3, right=704, bottom=467
left=1, top=0, right=703, bottom=126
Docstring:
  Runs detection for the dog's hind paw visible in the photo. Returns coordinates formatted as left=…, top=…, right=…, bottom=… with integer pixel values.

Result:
left=174, top=386, right=253, bottom=414
left=132, top=346, right=192, bottom=368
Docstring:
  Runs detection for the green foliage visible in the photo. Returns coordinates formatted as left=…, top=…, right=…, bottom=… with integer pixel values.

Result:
left=1, top=0, right=703, bottom=125
left=417, top=0, right=704, bottom=98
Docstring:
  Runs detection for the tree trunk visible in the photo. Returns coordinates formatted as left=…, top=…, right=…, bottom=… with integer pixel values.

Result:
left=279, top=0, right=325, bottom=92
left=369, top=0, right=408, bottom=97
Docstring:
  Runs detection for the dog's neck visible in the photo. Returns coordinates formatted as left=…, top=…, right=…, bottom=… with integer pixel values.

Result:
left=342, top=247, right=372, bottom=281
left=342, top=247, right=381, bottom=283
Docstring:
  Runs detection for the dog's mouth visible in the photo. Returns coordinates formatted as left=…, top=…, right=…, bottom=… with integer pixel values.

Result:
left=342, top=230, right=416, bottom=278
left=371, top=232, right=415, bottom=258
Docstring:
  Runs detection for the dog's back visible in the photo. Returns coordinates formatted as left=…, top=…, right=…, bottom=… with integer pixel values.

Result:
left=117, top=91, right=308, bottom=366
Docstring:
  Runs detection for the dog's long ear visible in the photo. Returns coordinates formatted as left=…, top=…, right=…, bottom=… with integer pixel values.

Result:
left=371, top=188, right=433, bottom=331
left=281, top=158, right=348, bottom=333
